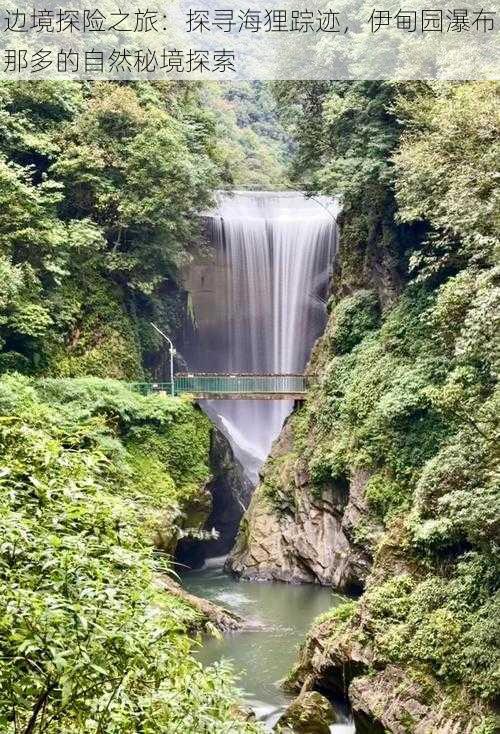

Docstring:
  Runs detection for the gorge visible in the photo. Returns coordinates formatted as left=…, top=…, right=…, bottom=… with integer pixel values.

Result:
left=178, top=191, right=339, bottom=567
left=0, top=80, right=497, bottom=734
left=177, top=84, right=499, bottom=733
left=178, top=190, right=354, bottom=730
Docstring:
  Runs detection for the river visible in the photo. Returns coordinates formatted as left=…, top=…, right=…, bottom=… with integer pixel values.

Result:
left=182, top=558, right=355, bottom=732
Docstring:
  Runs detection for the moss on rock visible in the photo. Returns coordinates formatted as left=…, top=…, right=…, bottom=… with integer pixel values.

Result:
left=276, top=691, right=336, bottom=734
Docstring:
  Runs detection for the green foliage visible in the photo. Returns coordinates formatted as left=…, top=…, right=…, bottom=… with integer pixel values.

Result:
left=328, top=290, right=380, bottom=354
left=274, top=81, right=409, bottom=303
left=314, top=601, right=358, bottom=628
left=205, top=82, right=292, bottom=190
left=0, top=374, right=259, bottom=733
left=275, top=81, right=399, bottom=205
left=0, top=80, right=296, bottom=377
left=277, top=80, right=499, bottom=717
left=0, top=81, right=228, bottom=377
left=472, top=718, right=500, bottom=734
left=309, top=292, right=451, bottom=488
left=260, top=451, right=297, bottom=515
left=309, top=445, right=348, bottom=489
left=361, top=555, right=500, bottom=700
left=411, top=430, right=499, bottom=551
left=46, top=277, right=143, bottom=380
left=1, top=77, right=498, bottom=728
left=365, top=473, right=409, bottom=520
left=394, top=82, right=499, bottom=281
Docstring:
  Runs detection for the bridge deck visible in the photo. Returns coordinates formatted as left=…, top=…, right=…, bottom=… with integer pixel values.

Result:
left=130, top=374, right=311, bottom=399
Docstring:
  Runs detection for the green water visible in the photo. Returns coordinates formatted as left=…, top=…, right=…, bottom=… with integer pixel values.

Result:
left=182, top=559, right=355, bottom=732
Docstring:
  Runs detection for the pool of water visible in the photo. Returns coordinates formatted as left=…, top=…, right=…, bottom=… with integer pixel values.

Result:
left=182, top=558, right=355, bottom=732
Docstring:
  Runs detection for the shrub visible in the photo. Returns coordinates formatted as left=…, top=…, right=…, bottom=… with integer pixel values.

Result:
left=309, top=444, right=349, bottom=489
left=412, top=433, right=498, bottom=550
left=314, top=600, right=358, bottom=627
left=329, top=290, right=380, bottom=354
left=0, top=375, right=258, bottom=733
left=365, top=472, right=409, bottom=520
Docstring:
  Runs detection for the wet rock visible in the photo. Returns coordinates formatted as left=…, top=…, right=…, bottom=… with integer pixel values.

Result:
left=226, top=417, right=379, bottom=590
left=349, top=666, right=480, bottom=734
left=175, top=425, right=253, bottom=569
left=157, top=574, right=254, bottom=632
left=203, top=426, right=254, bottom=557
left=275, top=691, right=336, bottom=733
left=156, top=476, right=213, bottom=563
left=284, top=611, right=372, bottom=698
left=230, top=703, right=257, bottom=723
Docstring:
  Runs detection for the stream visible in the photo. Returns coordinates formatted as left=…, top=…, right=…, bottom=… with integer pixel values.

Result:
left=181, top=192, right=353, bottom=731
left=182, top=558, right=355, bottom=732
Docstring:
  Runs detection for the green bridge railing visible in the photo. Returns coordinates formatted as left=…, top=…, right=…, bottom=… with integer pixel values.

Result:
left=130, top=374, right=312, bottom=398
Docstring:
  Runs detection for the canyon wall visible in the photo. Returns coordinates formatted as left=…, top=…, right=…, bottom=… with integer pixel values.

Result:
left=226, top=87, right=499, bottom=733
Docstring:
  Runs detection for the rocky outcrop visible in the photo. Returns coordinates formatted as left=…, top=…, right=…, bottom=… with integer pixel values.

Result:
left=203, top=425, right=254, bottom=557
left=275, top=691, right=336, bottom=734
left=155, top=480, right=212, bottom=561
left=349, top=667, right=481, bottom=734
left=157, top=574, right=256, bottom=633
left=175, top=425, right=253, bottom=569
left=226, top=417, right=378, bottom=592
left=285, top=602, right=488, bottom=734
left=172, top=482, right=213, bottom=570
left=284, top=611, right=372, bottom=699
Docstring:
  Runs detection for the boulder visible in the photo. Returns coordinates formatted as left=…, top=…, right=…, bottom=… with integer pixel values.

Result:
left=275, top=691, right=336, bottom=734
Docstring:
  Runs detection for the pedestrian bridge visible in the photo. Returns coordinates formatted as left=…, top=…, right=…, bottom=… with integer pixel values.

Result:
left=130, top=374, right=312, bottom=400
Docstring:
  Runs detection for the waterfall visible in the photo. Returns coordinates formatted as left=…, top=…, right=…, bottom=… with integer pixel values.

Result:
left=185, top=191, right=339, bottom=482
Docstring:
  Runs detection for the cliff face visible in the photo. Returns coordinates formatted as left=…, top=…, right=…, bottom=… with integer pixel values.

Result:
left=226, top=172, right=498, bottom=734
left=176, top=424, right=253, bottom=569
left=204, top=426, right=254, bottom=556
left=227, top=82, right=499, bottom=733
left=227, top=260, right=498, bottom=731
left=226, top=257, right=394, bottom=592
left=227, top=414, right=377, bottom=592
left=288, top=615, right=485, bottom=734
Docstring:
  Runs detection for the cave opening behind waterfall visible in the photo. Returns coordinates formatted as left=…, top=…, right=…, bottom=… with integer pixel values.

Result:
left=178, top=191, right=339, bottom=568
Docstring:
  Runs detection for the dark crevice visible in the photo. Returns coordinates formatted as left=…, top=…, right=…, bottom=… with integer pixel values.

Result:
left=175, top=427, right=253, bottom=570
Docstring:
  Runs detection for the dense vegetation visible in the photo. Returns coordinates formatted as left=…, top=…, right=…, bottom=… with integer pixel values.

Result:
left=273, top=81, right=499, bottom=727
left=203, top=82, right=292, bottom=190
left=1, top=77, right=497, bottom=732
left=0, top=375, right=262, bottom=733
left=0, top=80, right=290, bottom=380
left=0, top=81, right=288, bottom=733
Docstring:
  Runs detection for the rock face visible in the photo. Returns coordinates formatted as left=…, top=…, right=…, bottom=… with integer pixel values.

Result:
left=286, top=609, right=486, bottom=734
left=349, top=667, right=480, bottom=734
left=156, top=481, right=212, bottom=563
left=275, top=691, right=336, bottom=734
left=226, top=417, right=376, bottom=592
left=285, top=612, right=373, bottom=700
left=175, top=425, right=253, bottom=569
left=203, top=426, right=254, bottom=557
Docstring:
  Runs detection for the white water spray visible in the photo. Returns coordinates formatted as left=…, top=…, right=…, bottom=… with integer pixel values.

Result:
left=187, top=191, right=339, bottom=480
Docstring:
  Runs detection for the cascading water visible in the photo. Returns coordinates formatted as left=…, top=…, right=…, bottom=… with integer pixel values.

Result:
left=181, top=193, right=354, bottom=731
left=185, top=191, right=339, bottom=483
